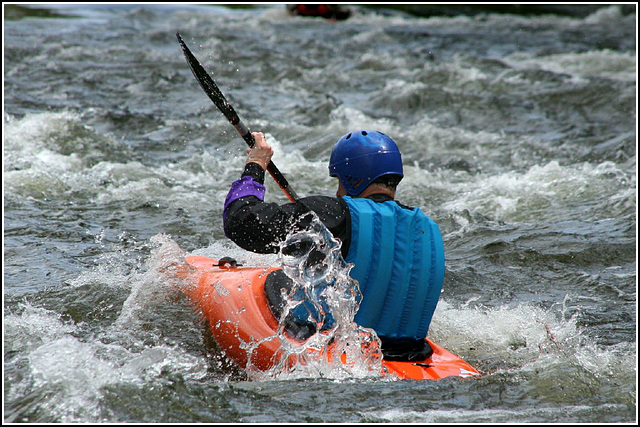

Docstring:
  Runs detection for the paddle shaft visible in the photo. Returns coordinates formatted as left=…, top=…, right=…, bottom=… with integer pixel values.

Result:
left=176, top=31, right=299, bottom=203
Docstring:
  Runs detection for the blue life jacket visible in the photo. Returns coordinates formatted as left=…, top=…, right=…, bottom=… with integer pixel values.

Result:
left=343, top=196, right=445, bottom=341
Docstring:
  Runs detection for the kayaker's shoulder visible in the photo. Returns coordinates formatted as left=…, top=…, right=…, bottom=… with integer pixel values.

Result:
left=296, top=195, right=349, bottom=212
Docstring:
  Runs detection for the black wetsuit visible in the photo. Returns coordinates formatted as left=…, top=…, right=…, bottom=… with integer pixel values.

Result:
left=224, top=163, right=352, bottom=256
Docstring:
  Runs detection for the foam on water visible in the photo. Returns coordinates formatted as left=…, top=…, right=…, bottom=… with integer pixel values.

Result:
left=4, top=112, right=331, bottom=214
left=503, top=49, right=637, bottom=82
left=439, top=160, right=635, bottom=225
left=432, top=298, right=580, bottom=365
left=5, top=303, right=209, bottom=422
left=4, top=234, right=210, bottom=422
left=327, top=105, right=398, bottom=136
left=6, top=107, right=632, bottom=229
left=4, top=303, right=76, bottom=354
left=260, top=132, right=335, bottom=196
left=367, top=404, right=632, bottom=423
left=4, top=112, right=87, bottom=198
left=3, top=112, right=239, bottom=210
left=429, top=297, right=636, bottom=404
left=20, top=333, right=208, bottom=422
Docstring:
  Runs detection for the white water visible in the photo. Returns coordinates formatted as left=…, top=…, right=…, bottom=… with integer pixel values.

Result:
left=4, top=4, right=636, bottom=423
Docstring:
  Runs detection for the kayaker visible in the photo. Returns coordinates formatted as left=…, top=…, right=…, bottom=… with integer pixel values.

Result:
left=223, top=130, right=444, bottom=362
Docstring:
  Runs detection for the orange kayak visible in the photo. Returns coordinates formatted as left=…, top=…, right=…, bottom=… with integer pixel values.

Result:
left=181, top=255, right=479, bottom=380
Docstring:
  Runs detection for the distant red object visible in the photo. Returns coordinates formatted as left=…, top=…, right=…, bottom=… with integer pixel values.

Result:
left=287, top=4, right=352, bottom=20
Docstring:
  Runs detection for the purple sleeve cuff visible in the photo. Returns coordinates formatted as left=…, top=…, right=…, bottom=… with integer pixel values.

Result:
left=223, top=175, right=266, bottom=222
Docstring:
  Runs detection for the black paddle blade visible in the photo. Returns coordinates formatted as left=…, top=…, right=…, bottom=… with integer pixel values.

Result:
left=175, top=31, right=239, bottom=123
left=176, top=31, right=255, bottom=149
left=176, top=31, right=298, bottom=203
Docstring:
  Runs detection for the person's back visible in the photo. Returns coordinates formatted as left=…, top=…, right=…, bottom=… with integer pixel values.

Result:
left=342, top=196, right=444, bottom=342
left=223, top=130, right=445, bottom=361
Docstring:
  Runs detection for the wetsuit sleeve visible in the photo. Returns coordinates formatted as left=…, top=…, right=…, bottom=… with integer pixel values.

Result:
left=223, top=164, right=350, bottom=255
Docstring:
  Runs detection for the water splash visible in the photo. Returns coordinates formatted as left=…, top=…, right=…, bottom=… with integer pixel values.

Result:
left=113, top=234, right=186, bottom=328
left=246, top=214, right=384, bottom=380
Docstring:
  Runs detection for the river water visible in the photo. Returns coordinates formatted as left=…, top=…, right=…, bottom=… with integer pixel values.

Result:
left=3, top=4, right=637, bottom=423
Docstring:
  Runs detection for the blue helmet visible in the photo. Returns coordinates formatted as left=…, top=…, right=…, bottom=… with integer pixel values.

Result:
left=329, top=130, right=403, bottom=196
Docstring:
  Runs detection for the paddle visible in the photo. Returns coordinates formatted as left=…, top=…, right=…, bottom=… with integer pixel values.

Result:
left=176, top=31, right=299, bottom=203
